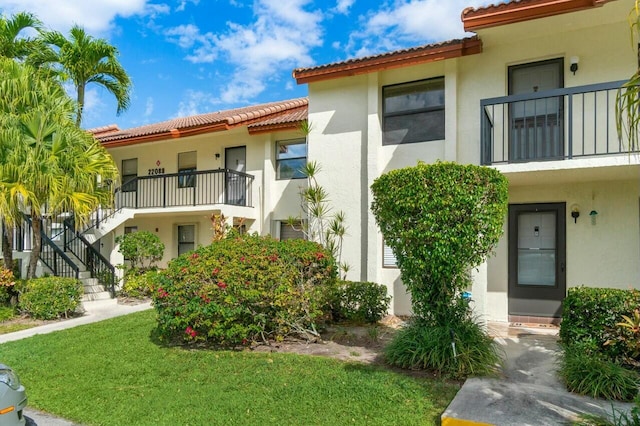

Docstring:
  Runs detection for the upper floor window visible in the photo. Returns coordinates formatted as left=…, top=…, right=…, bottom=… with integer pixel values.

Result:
left=276, top=138, right=306, bottom=180
left=178, top=151, right=197, bottom=188
left=121, top=158, right=137, bottom=193
left=383, top=77, right=445, bottom=145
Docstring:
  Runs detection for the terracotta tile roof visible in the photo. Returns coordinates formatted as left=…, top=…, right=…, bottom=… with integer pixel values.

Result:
left=462, top=0, right=616, bottom=31
left=248, top=105, right=307, bottom=134
left=96, top=98, right=308, bottom=147
left=292, top=37, right=482, bottom=84
left=88, top=124, right=120, bottom=137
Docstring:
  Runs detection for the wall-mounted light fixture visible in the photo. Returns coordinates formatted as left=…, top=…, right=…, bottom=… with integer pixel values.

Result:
left=215, top=153, right=221, bottom=159
left=571, top=205, right=580, bottom=223
left=570, top=56, right=579, bottom=75
left=589, top=210, right=598, bottom=225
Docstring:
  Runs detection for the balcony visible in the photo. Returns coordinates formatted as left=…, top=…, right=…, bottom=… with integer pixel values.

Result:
left=115, top=168, right=254, bottom=210
left=480, top=80, right=634, bottom=165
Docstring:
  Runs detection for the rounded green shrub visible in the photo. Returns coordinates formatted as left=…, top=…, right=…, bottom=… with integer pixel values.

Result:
left=152, top=233, right=337, bottom=346
left=121, top=270, right=160, bottom=298
left=559, top=342, right=640, bottom=401
left=331, top=280, right=391, bottom=324
left=384, top=318, right=503, bottom=379
left=19, top=277, right=83, bottom=320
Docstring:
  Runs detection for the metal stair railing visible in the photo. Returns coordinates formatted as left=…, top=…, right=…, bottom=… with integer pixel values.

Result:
left=63, top=217, right=116, bottom=297
left=23, top=215, right=79, bottom=280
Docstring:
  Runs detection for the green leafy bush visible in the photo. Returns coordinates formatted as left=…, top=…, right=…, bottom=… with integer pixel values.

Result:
left=561, top=287, right=640, bottom=359
left=152, top=233, right=337, bottom=346
left=371, top=162, right=507, bottom=377
left=559, top=342, right=639, bottom=401
left=0, top=306, right=14, bottom=322
left=121, top=270, right=160, bottom=298
left=371, top=162, right=508, bottom=324
left=19, top=277, right=83, bottom=320
left=331, top=280, right=391, bottom=323
left=116, top=231, right=165, bottom=275
left=384, top=318, right=502, bottom=379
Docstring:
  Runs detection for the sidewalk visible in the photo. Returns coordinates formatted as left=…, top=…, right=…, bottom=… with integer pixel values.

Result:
left=441, top=323, right=634, bottom=426
left=0, top=299, right=152, bottom=344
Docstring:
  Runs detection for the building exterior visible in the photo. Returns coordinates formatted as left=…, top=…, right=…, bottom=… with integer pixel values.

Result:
left=292, top=0, right=640, bottom=322
left=13, top=0, right=640, bottom=320
left=92, top=98, right=310, bottom=271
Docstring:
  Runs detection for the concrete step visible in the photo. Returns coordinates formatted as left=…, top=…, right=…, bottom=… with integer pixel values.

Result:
left=78, top=271, right=92, bottom=279
left=81, top=277, right=99, bottom=286
left=83, top=284, right=105, bottom=294
left=81, top=291, right=113, bottom=302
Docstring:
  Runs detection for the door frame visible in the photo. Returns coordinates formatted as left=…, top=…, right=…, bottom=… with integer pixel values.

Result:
left=508, top=202, right=566, bottom=318
left=507, top=58, right=565, bottom=162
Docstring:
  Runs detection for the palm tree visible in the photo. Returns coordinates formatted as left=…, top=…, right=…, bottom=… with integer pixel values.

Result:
left=0, top=12, right=42, bottom=60
left=0, top=58, right=118, bottom=277
left=30, top=25, right=131, bottom=126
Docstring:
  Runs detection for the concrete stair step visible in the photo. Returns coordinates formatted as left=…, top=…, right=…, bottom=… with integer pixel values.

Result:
left=81, top=277, right=99, bottom=286
left=83, top=284, right=105, bottom=293
left=81, top=291, right=112, bottom=302
left=78, top=271, right=92, bottom=279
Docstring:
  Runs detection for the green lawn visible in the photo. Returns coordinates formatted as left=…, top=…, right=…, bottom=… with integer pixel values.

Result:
left=0, top=310, right=458, bottom=426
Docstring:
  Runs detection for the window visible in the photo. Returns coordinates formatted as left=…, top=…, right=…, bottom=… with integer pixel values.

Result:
left=383, top=242, right=398, bottom=268
left=279, top=221, right=305, bottom=240
left=276, top=139, right=306, bottom=179
left=383, top=77, right=445, bottom=145
left=178, top=151, right=197, bottom=188
left=178, top=225, right=195, bottom=255
left=121, top=158, right=138, bottom=192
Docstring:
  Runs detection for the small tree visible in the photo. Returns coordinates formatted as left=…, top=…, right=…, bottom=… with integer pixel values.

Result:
left=371, top=162, right=508, bottom=377
left=116, top=231, right=164, bottom=276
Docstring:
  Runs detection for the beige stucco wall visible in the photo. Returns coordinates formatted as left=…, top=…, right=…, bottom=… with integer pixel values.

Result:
left=105, top=125, right=307, bottom=272
left=306, top=0, right=639, bottom=317
left=487, top=178, right=640, bottom=321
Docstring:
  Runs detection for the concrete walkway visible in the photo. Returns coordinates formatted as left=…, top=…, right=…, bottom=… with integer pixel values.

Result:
left=0, top=299, right=152, bottom=426
left=442, top=323, right=634, bottom=425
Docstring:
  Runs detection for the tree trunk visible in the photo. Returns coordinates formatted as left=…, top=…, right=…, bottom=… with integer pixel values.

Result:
left=1, top=221, right=13, bottom=271
left=76, top=83, right=85, bottom=126
left=27, top=216, right=41, bottom=279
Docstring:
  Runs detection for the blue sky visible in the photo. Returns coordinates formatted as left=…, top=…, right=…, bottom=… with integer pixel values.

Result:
left=0, top=0, right=492, bottom=130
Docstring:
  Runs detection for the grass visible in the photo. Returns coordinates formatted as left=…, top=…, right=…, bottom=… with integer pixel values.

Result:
left=0, top=321, right=39, bottom=334
left=0, top=309, right=459, bottom=426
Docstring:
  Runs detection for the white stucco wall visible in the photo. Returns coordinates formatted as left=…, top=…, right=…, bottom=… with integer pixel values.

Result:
left=306, top=0, right=639, bottom=317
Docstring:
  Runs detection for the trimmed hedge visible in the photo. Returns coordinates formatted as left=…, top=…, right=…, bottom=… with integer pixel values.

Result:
left=152, top=233, right=337, bottom=346
left=19, top=277, right=83, bottom=320
left=121, top=270, right=160, bottom=298
left=560, top=287, right=640, bottom=350
left=331, top=280, right=391, bottom=324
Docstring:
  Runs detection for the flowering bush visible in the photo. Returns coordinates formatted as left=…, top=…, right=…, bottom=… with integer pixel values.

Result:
left=0, top=267, right=16, bottom=305
left=152, top=232, right=337, bottom=346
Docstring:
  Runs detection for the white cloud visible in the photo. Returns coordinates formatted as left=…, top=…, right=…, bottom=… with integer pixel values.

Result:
left=144, top=97, right=154, bottom=117
left=333, top=0, right=355, bottom=15
left=0, top=0, right=164, bottom=35
left=176, top=0, right=199, bottom=12
left=165, top=0, right=322, bottom=103
left=346, top=0, right=491, bottom=57
left=174, top=90, right=216, bottom=117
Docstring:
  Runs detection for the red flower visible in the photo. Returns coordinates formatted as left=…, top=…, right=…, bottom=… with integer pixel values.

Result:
left=217, top=281, right=227, bottom=289
left=268, top=254, right=278, bottom=262
left=181, top=267, right=188, bottom=274
left=242, top=338, right=249, bottom=345
left=240, top=256, right=245, bottom=262
left=200, top=294, right=211, bottom=303
left=157, top=288, right=169, bottom=298
left=211, top=268, right=220, bottom=276
left=190, top=253, right=200, bottom=260
left=315, top=252, right=326, bottom=260
left=185, top=326, right=197, bottom=338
